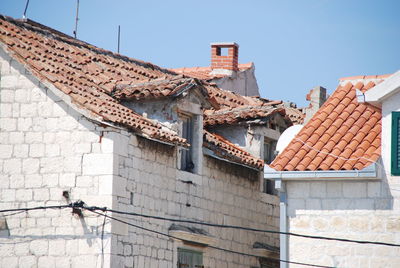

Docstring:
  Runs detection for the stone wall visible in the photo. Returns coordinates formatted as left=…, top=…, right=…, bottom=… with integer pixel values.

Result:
left=284, top=87, right=400, bottom=268
left=111, top=134, right=280, bottom=268
left=0, top=49, right=115, bottom=267
left=286, top=179, right=400, bottom=268
left=0, top=49, right=280, bottom=268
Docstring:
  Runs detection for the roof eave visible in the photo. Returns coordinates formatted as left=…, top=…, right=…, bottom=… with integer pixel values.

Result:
left=363, top=70, right=400, bottom=105
left=264, top=162, right=378, bottom=181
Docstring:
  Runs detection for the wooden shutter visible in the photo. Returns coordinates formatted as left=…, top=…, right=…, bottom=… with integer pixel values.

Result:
left=392, top=112, right=400, bottom=175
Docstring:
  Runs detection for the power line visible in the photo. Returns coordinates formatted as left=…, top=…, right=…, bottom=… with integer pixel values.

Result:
left=1, top=203, right=399, bottom=248
left=85, top=205, right=400, bottom=248
left=85, top=208, right=335, bottom=268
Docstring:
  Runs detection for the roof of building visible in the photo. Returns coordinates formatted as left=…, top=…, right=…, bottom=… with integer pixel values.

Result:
left=270, top=79, right=383, bottom=171
left=204, top=131, right=264, bottom=169
left=112, top=76, right=210, bottom=102
left=0, top=15, right=271, bottom=170
left=204, top=105, right=286, bottom=126
left=171, top=63, right=253, bottom=80
left=0, top=16, right=190, bottom=146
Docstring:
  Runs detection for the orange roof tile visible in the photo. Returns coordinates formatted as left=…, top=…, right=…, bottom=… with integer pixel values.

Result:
left=270, top=79, right=383, bottom=171
left=171, top=63, right=253, bottom=80
left=204, top=106, right=286, bottom=126
left=112, top=76, right=209, bottom=102
left=0, top=16, right=189, bottom=146
left=204, top=131, right=263, bottom=170
left=0, top=15, right=269, bottom=169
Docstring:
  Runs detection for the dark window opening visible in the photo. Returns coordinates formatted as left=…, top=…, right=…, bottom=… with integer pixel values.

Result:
left=263, top=138, right=277, bottom=165
left=180, top=115, right=195, bottom=172
left=178, top=248, right=203, bottom=268
left=216, top=47, right=228, bottom=56
left=263, top=179, right=275, bottom=195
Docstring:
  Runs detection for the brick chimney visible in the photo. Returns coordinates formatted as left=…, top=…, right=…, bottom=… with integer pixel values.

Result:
left=211, top=42, right=239, bottom=71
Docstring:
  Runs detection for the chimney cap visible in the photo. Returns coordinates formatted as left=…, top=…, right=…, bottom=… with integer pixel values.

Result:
left=210, top=42, right=239, bottom=47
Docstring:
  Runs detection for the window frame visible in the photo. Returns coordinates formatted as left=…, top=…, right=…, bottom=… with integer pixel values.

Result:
left=177, top=248, right=203, bottom=268
left=180, top=113, right=195, bottom=172
left=392, top=112, right=400, bottom=176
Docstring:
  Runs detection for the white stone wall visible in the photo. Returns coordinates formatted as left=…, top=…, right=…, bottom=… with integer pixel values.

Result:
left=0, top=48, right=280, bottom=268
left=284, top=90, right=400, bottom=268
left=109, top=133, right=280, bottom=268
left=0, top=50, right=115, bottom=268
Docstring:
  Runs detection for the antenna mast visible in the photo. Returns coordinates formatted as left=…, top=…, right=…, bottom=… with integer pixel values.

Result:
left=117, top=25, right=121, bottom=53
left=73, top=0, right=80, bottom=38
left=22, top=0, right=30, bottom=19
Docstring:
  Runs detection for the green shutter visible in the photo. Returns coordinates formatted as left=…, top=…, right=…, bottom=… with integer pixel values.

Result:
left=392, top=112, right=400, bottom=175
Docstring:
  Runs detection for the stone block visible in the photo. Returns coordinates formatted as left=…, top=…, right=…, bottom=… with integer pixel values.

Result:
left=16, top=189, right=32, bottom=201
left=19, top=256, right=37, bottom=268
left=0, top=118, right=17, bottom=131
left=25, top=132, right=42, bottom=143
left=22, top=158, right=40, bottom=174
left=1, top=75, right=18, bottom=88
left=15, top=88, right=30, bottom=103
left=13, top=144, right=29, bottom=158
left=83, top=153, right=114, bottom=175
left=367, top=181, right=381, bottom=197
left=0, top=103, right=12, bottom=117
left=20, top=103, right=37, bottom=117
left=25, top=174, right=42, bottom=188
left=1, top=89, right=14, bottom=102
left=33, top=188, right=50, bottom=201
left=343, top=182, right=367, bottom=198
left=38, top=256, right=56, bottom=268
left=9, top=131, right=24, bottom=144
left=287, top=182, right=310, bottom=198
left=29, top=143, right=45, bottom=157
left=45, top=144, right=60, bottom=157
left=30, top=240, right=48, bottom=255
left=3, top=158, right=21, bottom=174
left=0, top=144, right=13, bottom=158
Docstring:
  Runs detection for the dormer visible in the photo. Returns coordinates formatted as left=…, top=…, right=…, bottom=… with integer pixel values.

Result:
left=112, top=77, right=217, bottom=174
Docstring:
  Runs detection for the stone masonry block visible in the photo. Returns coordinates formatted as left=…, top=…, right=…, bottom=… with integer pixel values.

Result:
left=25, top=174, right=42, bottom=188
left=0, top=144, right=13, bottom=158
left=0, top=118, right=17, bottom=131
left=30, top=240, right=48, bottom=255
left=343, top=182, right=367, bottom=198
left=83, top=153, right=114, bottom=175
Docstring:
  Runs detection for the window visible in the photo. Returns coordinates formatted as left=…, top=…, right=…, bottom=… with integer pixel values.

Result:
left=263, top=179, right=275, bottom=195
left=263, top=137, right=277, bottom=195
left=178, top=248, right=203, bottom=268
left=180, top=114, right=195, bottom=172
left=263, top=138, right=277, bottom=165
left=392, top=112, right=400, bottom=175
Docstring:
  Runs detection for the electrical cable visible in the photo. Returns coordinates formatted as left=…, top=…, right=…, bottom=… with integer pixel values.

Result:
left=1, top=203, right=399, bottom=248
left=84, top=208, right=335, bottom=268
left=85, top=205, right=400, bottom=248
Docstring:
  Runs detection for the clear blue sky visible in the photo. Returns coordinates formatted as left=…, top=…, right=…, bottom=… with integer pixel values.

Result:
left=1, top=0, right=399, bottom=107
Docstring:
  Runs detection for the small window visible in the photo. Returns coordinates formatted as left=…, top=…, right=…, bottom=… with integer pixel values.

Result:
left=180, top=114, right=195, bottom=172
left=263, top=179, right=275, bottom=195
left=392, top=112, right=400, bottom=175
left=263, top=138, right=277, bottom=165
left=178, top=248, right=203, bottom=268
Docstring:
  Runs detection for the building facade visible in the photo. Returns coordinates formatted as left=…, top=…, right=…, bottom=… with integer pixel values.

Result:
left=0, top=16, right=293, bottom=268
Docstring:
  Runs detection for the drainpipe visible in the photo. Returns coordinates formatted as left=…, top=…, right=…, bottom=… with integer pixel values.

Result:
left=275, top=179, right=288, bottom=268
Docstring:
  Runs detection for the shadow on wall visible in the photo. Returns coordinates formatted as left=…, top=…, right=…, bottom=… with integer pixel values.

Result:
left=286, top=161, right=394, bottom=217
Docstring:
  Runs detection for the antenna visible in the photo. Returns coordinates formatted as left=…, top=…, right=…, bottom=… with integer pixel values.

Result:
left=22, top=0, right=30, bottom=19
left=117, top=25, right=121, bottom=53
left=73, top=0, right=80, bottom=38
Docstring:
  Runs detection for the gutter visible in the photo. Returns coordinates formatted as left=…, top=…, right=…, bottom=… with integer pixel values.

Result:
left=264, top=163, right=377, bottom=180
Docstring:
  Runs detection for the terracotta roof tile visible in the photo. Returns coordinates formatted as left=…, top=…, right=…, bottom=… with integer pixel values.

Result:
left=1, top=15, right=273, bottom=170
left=270, top=77, right=385, bottom=172
left=203, top=131, right=263, bottom=170
left=170, top=63, right=253, bottom=80
left=204, top=106, right=287, bottom=126
left=0, top=16, right=189, bottom=146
